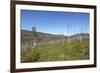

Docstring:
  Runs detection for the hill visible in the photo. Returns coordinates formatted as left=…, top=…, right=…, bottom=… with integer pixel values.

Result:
left=21, top=30, right=89, bottom=62
left=21, top=30, right=89, bottom=49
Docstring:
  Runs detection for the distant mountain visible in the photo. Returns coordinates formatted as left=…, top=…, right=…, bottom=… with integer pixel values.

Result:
left=21, top=30, right=89, bottom=49
left=21, top=30, right=89, bottom=40
left=21, top=30, right=62, bottom=41
left=69, top=33, right=89, bottom=38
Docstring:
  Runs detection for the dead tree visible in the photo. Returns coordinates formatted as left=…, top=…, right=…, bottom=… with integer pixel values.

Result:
left=67, top=24, right=70, bottom=44
left=32, top=25, right=37, bottom=48
left=79, top=27, right=84, bottom=43
left=61, top=33, right=65, bottom=45
left=79, top=33, right=82, bottom=43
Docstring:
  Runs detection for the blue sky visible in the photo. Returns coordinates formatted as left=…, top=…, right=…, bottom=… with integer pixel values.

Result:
left=21, top=10, right=89, bottom=36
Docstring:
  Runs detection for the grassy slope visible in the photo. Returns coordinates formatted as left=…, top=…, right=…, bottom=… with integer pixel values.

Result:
left=21, top=38, right=89, bottom=63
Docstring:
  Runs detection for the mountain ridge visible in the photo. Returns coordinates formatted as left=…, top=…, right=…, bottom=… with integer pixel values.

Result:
left=21, top=30, right=89, bottom=37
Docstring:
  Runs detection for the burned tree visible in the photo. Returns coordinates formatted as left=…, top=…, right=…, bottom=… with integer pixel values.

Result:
left=67, top=24, right=70, bottom=44
left=32, top=25, right=37, bottom=48
left=79, top=27, right=84, bottom=43
left=61, top=33, right=65, bottom=45
left=79, top=33, right=83, bottom=43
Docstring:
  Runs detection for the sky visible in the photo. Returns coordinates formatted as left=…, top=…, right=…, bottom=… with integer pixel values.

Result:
left=21, top=10, right=90, bottom=36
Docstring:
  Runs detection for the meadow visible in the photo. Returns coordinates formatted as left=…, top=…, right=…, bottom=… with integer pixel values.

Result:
left=21, top=38, right=89, bottom=63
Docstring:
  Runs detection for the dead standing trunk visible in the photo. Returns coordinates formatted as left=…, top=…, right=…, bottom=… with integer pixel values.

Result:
left=33, top=37, right=36, bottom=48
left=32, top=25, right=37, bottom=48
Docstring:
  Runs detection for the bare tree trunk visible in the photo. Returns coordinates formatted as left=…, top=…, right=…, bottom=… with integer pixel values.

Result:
left=79, top=34, right=82, bottom=43
left=32, top=25, right=37, bottom=48
left=33, top=37, right=36, bottom=48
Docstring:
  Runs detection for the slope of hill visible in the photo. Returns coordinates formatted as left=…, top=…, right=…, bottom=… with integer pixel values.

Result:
left=21, top=30, right=89, bottom=49
left=21, top=30, right=89, bottom=41
left=21, top=30, right=62, bottom=40
left=21, top=30, right=89, bottom=62
left=21, top=30, right=65, bottom=43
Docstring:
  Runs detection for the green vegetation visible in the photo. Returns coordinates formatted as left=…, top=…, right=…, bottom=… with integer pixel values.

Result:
left=21, top=38, right=89, bottom=63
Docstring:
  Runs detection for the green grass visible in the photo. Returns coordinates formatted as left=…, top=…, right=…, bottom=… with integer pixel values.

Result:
left=21, top=39, right=89, bottom=63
